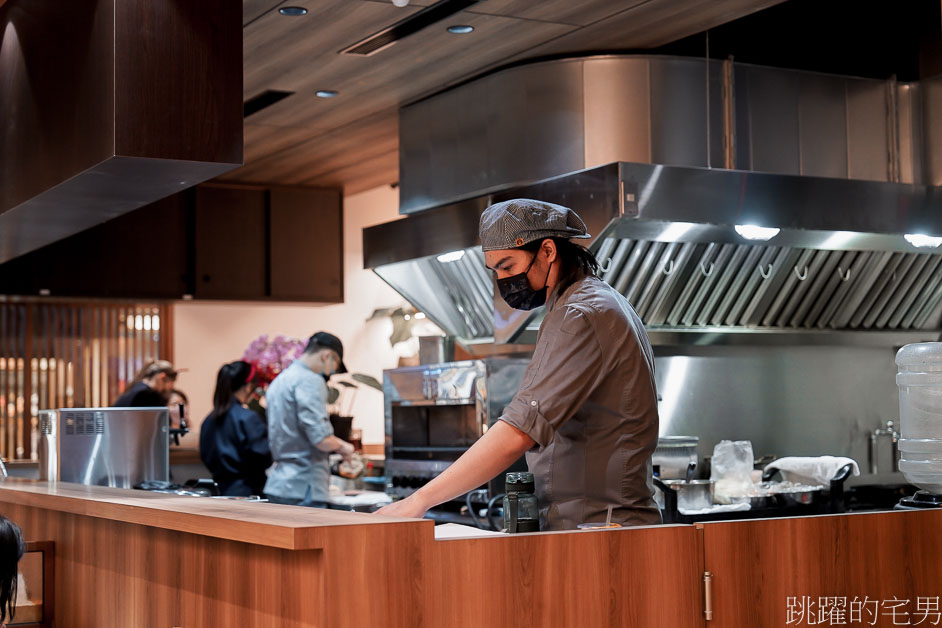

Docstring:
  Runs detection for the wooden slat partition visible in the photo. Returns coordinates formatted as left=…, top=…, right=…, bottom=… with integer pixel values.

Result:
left=0, top=301, right=173, bottom=460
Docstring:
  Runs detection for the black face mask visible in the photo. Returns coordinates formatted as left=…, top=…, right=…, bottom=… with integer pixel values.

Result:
left=496, top=253, right=552, bottom=311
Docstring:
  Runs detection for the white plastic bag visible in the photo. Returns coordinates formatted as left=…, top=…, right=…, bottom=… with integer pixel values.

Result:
left=711, top=440, right=755, bottom=504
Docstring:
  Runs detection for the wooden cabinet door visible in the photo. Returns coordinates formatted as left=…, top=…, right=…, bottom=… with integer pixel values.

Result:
left=699, top=510, right=942, bottom=627
left=268, top=186, right=343, bottom=302
left=193, top=186, right=267, bottom=299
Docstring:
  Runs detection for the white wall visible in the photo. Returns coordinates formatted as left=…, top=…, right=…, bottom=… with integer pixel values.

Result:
left=172, top=184, right=420, bottom=446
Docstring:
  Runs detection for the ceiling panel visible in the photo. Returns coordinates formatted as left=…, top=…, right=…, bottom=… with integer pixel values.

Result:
left=512, top=0, right=786, bottom=58
left=234, top=0, right=785, bottom=194
left=227, top=109, right=400, bottom=183
left=243, top=0, right=283, bottom=25
left=466, top=0, right=645, bottom=27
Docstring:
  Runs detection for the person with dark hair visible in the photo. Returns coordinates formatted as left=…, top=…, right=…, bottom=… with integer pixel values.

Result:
left=378, top=198, right=661, bottom=530
left=199, top=361, right=272, bottom=496
left=112, top=360, right=178, bottom=407
left=0, top=514, right=25, bottom=625
left=167, top=389, right=189, bottom=431
left=264, top=332, right=355, bottom=507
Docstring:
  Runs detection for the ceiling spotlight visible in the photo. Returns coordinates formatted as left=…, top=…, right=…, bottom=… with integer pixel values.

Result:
left=734, top=224, right=780, bottom=241
left=315, top=90, right=339, bottom=98
left=391, top=0, right=409, bottom=7
left=904, top=233, right=942, bottom=248
left=278, top=6, right=308, bottom=16
left=447, top=25, right=474, bottom=34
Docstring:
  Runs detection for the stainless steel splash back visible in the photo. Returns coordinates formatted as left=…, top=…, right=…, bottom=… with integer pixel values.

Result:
left=399, top=55, right=941, bottom=214
left=653, top=345, right=901, bottom=476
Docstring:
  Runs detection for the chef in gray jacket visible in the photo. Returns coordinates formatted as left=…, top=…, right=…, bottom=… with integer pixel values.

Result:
left=377, top=199, right=661, bottom=530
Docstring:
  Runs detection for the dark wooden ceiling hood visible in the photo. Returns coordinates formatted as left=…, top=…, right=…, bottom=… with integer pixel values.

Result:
left=0, top=0, right=242, bottom=264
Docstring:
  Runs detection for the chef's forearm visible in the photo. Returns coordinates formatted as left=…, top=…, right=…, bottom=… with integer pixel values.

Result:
left=315, top=435, right=352, bottom=453
left=410, top=420, right=534, bottom=512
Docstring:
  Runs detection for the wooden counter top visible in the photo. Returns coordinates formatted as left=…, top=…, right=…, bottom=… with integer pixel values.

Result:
left=2, top=479, right=940, bottom=627
left=0, top=478, right=427, bottom=550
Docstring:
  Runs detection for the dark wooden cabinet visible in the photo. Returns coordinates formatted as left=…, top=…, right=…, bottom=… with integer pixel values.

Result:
left=193, top=185, right=268, bottom=300
left=269, top=186, right=343, bottom=302
left=0, top=193, right=189, bottom=299
left=0, top=183, right=343, bottom=303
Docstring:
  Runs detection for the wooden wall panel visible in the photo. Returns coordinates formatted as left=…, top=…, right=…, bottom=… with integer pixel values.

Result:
left=700, top=510, right=942, bottom=627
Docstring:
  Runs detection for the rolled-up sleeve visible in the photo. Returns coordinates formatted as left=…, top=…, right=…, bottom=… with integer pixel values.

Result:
left=295, top=378, right=334, bottom=446
left=499, top=305, right=603, bottom=447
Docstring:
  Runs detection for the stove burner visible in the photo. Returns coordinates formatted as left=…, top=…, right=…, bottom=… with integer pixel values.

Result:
left=895, top=490, right=942, bottom=510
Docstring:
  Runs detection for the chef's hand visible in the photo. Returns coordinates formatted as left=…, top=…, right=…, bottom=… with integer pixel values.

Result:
left=374, top=494, right=429, bottom=519
left=336, top=440, right=355, bottom=462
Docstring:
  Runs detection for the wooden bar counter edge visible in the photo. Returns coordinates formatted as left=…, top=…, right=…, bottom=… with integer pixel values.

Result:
left=0, top=478, right=939, bottom=628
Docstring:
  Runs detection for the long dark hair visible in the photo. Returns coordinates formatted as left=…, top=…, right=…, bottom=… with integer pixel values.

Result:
left=520, top=237, right=600, bottom=293
left=0, top=515, right=25, bottom=623
left=211, top=361, right=254, bottom=420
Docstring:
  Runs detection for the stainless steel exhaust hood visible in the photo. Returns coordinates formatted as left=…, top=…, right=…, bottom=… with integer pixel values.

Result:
left=364, top=161, right=942, bottom=346
left=364, top=55, right=942, bottom=348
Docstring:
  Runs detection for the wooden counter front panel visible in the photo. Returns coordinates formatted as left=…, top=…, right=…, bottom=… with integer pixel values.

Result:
left=5, top=503, right=325, bottom=627
left=701, top=510, right=942, bottom=628
left=2, top=498, right=432, bottom=628
left=429, top=525, right=704, bottom=628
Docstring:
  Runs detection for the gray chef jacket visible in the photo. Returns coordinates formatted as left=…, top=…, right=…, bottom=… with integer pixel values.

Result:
left=264, top=360, right=334, bottom=502
left=499, top=272, right=661, bottom=530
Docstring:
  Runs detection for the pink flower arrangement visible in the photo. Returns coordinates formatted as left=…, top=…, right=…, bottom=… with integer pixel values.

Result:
left=242, top=334, right=305, bottom=388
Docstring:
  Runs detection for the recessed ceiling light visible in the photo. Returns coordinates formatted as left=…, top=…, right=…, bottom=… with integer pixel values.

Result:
left=279, top=6, right=308, bottom=16
left=315, top=90, right=339, bottom=98
left=447, top=25, right=474, bottom=34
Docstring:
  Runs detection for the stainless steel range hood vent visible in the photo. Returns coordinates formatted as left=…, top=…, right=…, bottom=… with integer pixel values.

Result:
left=595, top=237, right=942, bottom=331
left=365, top=162, right=942, bottom=347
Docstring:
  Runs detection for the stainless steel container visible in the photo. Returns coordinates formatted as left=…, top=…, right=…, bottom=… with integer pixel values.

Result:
left=39, top=407, right=169, bottom=488
left=659, top=479, right=715, bottom=511
left=653, top=436, right=699, bottom=480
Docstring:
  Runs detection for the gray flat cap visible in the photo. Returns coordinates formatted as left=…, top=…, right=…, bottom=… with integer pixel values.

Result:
left=479, top=198, right=591, bottom=251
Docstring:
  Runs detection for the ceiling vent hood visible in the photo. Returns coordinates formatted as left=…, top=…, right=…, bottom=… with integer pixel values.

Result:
left=365, top=56, right=942, bottom=347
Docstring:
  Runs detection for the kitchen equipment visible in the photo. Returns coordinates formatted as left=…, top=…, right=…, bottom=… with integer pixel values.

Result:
left=652, top=436, right=699, bottom=480
left=658, top=462, right=853, bottom=524
left=39, top=407, right=169, bottom=488
left=418, top=335, right=455, bottom=365
left=383, top=358, right=529, bottom=503
left=896, top=342, right=942, bottom=496
left=503, top=472, right=539, bottom=533
left=654, top=477, right=715, bottom=512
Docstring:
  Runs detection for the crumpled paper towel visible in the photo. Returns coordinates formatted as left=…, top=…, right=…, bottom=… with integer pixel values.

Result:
left=764, top=456, right=860, bottom=486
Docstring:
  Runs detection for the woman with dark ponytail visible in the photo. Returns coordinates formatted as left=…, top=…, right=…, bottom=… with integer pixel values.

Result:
left=199, top=361, right=272, bottom=496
